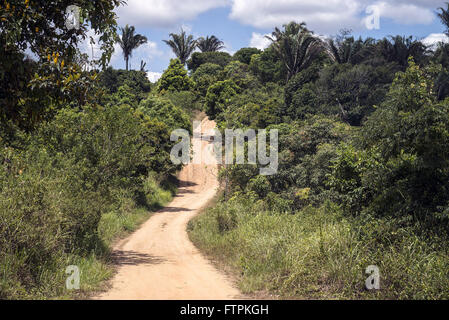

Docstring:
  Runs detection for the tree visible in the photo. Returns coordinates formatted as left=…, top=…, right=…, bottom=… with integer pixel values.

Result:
left=140, top=60, right=147, bottom=72
left=334, top=59, right=449, bottom=221
left=116, top=25, right=148, bottom=71
left=266, top=22, right=324, bottom=82
left=187, top=51, right=232, bottom=72
left=158, top=59, right=194, bottom=93
left=325, top=30, right=375, bottom=65
left=249, top=46, right=286, bottom=84
left=233, top=47, right=262, bottom=65
left=192, top=63, right=223, bottom=96
left=434, top=43, right=449, bottom=100
left=138, top=95, right=191, bottom=134
left=0, top=0, right=123, bottom=130
left=197, top=35, right=225, bottom=52
left=438, top=3, right=449, bottom=36
left=163, top=29, right=197, bottom=65
left=375, top=36, right=428, bottom=68
left=205, top=80, right=240, bottom=121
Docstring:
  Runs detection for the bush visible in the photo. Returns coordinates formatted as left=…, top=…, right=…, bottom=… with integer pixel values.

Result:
left=0, top=103, right=179, bottom=299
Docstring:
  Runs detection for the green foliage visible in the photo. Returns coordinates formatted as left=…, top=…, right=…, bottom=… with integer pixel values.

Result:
left=0, top=0, right=121, bottom=66
left=187, top=51, right=232, bottom=73
left=0, top=103, right=177, bottom=298
left=314, top=63, right=392, bottom=125
left=222, top=60, right=258, bottom=89
left=204, top=80, right=240, bottom=121
left=191, top=63, right=224, bottom=97
left=0, top=0, right=122, bottom=130
left=158, top=59, right=194, bottom=93
left=249, top=47, right=286, bottom=84
left=233, top=47, right=262, bottom=65
left=221, top=83, right=283, bottom=129
left=330, top=60, right=449, bottom=229
left=266, top=22, right=324, bottom=81
left=138, top=95, right=191, bottom=134
left=162, top=90, right=203, bottom=117
left=99, top=67, right=152, bottom=95
left=284, top=64, right=320, bottom=120
left=375, top=36, right=428, bottom=68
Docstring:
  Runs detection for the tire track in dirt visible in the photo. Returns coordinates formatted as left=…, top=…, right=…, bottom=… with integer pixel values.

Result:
left=95, top=118, right=242, bottom=300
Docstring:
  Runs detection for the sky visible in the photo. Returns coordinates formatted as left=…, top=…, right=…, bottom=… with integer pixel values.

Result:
left=84, top=0, right=449, bottom=82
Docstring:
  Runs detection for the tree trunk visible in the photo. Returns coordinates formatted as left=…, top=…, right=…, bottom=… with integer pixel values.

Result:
left=126, top=57, right=129, bottom=71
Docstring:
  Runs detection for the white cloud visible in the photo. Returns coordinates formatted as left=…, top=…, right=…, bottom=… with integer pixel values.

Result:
left=373, top=1, right=435, bottom=25
left=147, top=71, right=163, bottom=83
left=422, top=33, right=449, bottom=48
left=249, top=32, right=271, bottom=50
left=230, top=0, right=362, bottom=34
left=229, top=0, right=444, bottom=34
left=117, top=0, right=229, bottom=28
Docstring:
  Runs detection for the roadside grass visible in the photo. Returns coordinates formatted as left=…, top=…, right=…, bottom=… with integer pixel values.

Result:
left=0, top=179, right=175, bottom=300
left=188, top=196, right=449, bottom=300
left=70, top=182, right=176, bottom=300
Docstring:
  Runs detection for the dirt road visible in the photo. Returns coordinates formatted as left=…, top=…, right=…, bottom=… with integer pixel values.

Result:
left=95, top=118, right=241, bottom=300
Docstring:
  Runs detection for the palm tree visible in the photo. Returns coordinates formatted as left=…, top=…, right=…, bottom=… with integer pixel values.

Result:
left=438, top=3, right=449, bottom=36
left=163, top=29, right=197, bottom=65
left=266, top=22, right=324, bottom=82
left=140, top=60, right=147, bottom=72
left=325, top=30, right=375, bottom=64
left=196, top=35, right=225, bottom=52
left=116, top=25, right=148, bottom=71
left=434, top=42, right=449, bottom=100
left=376, top=35, right=428, bottom=67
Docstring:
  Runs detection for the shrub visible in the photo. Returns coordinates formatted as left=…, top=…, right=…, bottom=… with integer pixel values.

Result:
left=158, top=59, right=194, bottom=93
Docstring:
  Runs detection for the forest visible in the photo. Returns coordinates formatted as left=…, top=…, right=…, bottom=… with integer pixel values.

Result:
left=1, top=0, right=449, bottom=299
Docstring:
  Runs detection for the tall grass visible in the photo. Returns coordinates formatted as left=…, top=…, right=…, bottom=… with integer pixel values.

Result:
left=188, top=196, right=449, bottom=299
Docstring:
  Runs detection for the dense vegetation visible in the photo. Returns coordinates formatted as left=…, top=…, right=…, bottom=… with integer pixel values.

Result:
left=0, top=1, right=188, bottom=299
left=1, top=0, right=449, bottom=300
left=189, top=13, right=449, bottom=299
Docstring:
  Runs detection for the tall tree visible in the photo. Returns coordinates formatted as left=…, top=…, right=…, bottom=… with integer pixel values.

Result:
left=434, top=42, right=449, bottom=100
left=197, top=35, right=225, bottom=52
left=116, top=25, right=148, bottom=71
left=325, top=30, right=375, bottom=65
left=163, top=29, right=197, bottom=65
left=375, top=36, right=428, bottom=67
left=0, top=0, right=123, bottom=130
left=266, top=22, right=323, bottom=82
left=140, top=60, right=147, bottom=72
left=438, top=3, right=449, bottom=36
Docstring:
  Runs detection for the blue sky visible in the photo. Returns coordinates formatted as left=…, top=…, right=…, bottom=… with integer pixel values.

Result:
left=86, top=0, right=449, bottom=82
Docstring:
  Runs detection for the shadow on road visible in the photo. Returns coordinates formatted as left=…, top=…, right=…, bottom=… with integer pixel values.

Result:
left=112, top=251, right=166, bottom=266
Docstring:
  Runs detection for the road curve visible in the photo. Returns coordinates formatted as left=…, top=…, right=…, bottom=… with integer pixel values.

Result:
left=95, top=118, right=241, bottom=300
